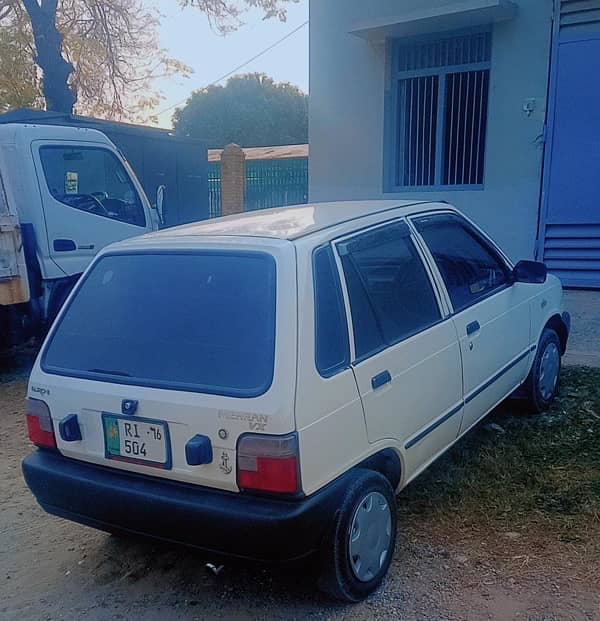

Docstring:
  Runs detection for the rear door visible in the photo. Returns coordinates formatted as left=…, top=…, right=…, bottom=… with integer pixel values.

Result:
left=412, top=213, right=531, bottom=434
left=31, top=141, right=151, bottom=275
left=335, top=220, right=464, bottom=480
left=36, top=240, right=297, bottom=491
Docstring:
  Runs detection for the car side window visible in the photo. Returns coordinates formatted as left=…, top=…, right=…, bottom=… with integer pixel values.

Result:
left=413, top=214, right=510, bottom=312
left=337, top=221, right=442, bottom=360
left=313, top=245, right=350, bottom=377
left=39, top=146, right=146, bottom=227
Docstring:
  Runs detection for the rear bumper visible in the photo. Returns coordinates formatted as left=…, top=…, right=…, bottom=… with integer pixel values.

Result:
left=22, top=450, right=348, bottom=562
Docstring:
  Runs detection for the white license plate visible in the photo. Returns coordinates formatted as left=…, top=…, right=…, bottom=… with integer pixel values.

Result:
left=102, top=413, right=171, bottom=469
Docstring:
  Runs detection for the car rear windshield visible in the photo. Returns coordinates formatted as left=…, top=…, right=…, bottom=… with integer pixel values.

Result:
left=42, top=251, right=277, bottom=398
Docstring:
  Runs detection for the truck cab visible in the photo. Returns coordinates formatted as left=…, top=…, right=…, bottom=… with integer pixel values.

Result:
left=0, top=123, right=158, bottom=349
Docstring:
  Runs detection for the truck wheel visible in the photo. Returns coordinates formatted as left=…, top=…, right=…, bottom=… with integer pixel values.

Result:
left=523, top=328, right=562, bottom=413
left=47, top=276, right=79, bottom=328
left=318, top=469, right=397, bottom=602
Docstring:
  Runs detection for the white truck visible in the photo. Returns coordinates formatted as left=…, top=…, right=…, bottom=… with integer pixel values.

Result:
left=0, top=123, right=161, bottom=350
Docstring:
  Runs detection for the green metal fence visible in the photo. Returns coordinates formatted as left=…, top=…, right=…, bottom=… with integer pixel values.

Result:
left=208, top=158, right=308, bottom=218
left=208, top=162, right=222, bottom=218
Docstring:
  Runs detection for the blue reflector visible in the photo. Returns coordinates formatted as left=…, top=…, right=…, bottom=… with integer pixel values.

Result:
left=185, top=435, right=213, bottom=466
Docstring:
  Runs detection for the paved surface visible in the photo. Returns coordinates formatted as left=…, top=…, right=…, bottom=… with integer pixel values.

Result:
left=563, top=289, right=600, bottom=368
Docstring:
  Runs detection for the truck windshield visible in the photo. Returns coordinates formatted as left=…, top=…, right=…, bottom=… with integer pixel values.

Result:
left=42, top=252, right=277, bottom=398
left=39, top=146, right=146, bottom=227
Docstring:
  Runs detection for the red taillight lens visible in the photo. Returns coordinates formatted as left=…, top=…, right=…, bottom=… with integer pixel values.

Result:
left=237, top=433, right=299, bottom=494
left=26, top=398, right=56, bottom=449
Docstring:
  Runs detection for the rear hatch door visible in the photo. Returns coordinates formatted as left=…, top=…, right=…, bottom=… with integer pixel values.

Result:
left=32, top=238, right=297, bottom=491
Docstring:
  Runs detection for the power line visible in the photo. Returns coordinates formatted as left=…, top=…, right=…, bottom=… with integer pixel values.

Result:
left=158, top=19, right=309, bottom=116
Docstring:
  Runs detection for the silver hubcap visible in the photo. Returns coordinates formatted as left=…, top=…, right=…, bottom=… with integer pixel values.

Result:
left=539, top=342, right=560, bottom=400
left=348, top=491, right=392, bottom=583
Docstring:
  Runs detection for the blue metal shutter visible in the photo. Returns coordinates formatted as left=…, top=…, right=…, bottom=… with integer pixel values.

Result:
left=559, top=0, right=600, bottom=31
left=539, top=1, right=600, bottom=288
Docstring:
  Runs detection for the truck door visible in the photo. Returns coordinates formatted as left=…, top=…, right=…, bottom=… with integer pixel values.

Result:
left=32, top=141, right=152, bottom=276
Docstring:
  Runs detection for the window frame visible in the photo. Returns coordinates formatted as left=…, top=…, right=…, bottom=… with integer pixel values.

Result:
left=38, top=144, right=148, bottom=228
left=332, top=217, right=449, bottom=365
left=385, top=28, right=492, bottom=193
left=408, top=210, right=515, bottom=314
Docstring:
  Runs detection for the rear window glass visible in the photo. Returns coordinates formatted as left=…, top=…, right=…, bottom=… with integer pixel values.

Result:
left=42, top=252, right=277, bottom=398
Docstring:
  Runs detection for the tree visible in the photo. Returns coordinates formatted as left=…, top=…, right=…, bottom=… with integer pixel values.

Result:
left=0, top=7, right=42, bottom=112
left=0, top=0, right=296, bottom=119
left=173, top=73, right=308, bottom=148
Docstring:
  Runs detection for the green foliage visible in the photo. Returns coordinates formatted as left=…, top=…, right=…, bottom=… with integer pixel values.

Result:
left=0, top=0, right=297, bottom=120
left=173, top=73, right=308, bottom=148
left=0, top=5, right=41, bottom=112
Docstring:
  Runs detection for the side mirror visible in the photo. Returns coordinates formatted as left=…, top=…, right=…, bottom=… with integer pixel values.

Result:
left=513, top=260, right=547, bottom=284
left=155, top=185, right=165, bottom=225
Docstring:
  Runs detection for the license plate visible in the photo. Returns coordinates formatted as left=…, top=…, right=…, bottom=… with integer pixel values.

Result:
left=102, top=413, right=171, bottom=469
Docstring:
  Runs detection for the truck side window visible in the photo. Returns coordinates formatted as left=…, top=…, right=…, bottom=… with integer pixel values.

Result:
left=338, top=221, right=441, bottom=361
left=39, top=146, right=146, bottom=227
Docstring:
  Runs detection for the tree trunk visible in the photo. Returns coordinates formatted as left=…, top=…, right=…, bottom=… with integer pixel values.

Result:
left=21, top=0, right=76, bottom=113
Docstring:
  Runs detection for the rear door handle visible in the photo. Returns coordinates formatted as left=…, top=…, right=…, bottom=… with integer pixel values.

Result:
left=466, top=321, right=481, bottom=336
left=371, top=370, right=392, bottom=390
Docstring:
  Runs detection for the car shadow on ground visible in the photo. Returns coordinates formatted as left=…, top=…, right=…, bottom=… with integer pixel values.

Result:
left=90, top=532, right=353, bottom=613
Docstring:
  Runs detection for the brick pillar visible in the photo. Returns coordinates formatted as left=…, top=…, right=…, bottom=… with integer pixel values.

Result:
left=220, top=144, right=246, bottom=216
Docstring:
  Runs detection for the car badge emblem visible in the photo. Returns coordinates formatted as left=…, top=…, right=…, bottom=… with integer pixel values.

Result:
left=121, top=399, right=138, bottom=416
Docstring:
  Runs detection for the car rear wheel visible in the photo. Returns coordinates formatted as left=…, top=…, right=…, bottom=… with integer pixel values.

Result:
left=318, top=469, right=397, bottom=602
left=523, top=328, right=562, bottom=413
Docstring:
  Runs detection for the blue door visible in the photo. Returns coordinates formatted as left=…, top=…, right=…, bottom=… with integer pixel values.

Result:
left=540, top=13, right=600, bottom=289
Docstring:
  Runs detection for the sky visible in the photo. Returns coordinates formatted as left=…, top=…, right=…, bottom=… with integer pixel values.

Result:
left=154, top=0, right=309, bottom=128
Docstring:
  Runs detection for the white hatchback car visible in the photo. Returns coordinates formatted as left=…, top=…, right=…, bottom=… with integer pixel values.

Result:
left=23, top=201, right=570, bottom=601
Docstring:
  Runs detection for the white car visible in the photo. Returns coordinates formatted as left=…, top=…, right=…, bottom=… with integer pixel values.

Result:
left=22, top=201, right=570, bottom=602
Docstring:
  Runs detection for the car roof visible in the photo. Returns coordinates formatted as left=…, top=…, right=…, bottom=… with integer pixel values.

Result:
left=137, top=200, right=445, bottom=244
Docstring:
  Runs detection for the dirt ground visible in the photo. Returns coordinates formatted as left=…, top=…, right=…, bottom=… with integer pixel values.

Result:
left=1, top=353, right=599, bottom=620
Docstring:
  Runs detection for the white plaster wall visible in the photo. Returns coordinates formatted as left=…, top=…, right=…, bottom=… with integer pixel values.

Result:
left=309, top=0, right=554, bottom=260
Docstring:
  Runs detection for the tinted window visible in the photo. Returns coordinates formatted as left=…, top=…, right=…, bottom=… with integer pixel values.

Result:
left=338, top=222, right=441, bottom=360
left=40, top=146, right=146, bottom=227
left=414, top=214, right=509, bottom=311
left=43, top=252, right=276, bottom=398
left=313, top=245, right=350, bottom=377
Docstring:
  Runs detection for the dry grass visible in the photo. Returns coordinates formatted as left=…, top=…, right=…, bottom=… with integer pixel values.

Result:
left=399, top=367, right=600, bottom=542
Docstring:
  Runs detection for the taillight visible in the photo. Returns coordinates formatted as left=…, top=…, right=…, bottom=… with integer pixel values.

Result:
left=237, top=433, right=299, bottom=494
left=26, top=398, right=57, bottom=449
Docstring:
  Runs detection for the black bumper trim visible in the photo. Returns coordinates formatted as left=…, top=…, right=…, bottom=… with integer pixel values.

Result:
left=22, top=450, right=352, bottom=562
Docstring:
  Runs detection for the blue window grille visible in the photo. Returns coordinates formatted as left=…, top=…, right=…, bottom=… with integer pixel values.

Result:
left=388, top=30, right=492, bottom=190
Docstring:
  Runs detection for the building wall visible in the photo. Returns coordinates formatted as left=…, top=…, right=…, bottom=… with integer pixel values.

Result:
left=309, top=0, right=554, bottom=261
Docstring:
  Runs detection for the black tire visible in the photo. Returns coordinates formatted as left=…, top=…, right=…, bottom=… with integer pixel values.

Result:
left=318, top=469, right=397, bottom=603
left=523, top=328, right=562, bottom=413
left=46, top=276, right=78, bottom=328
